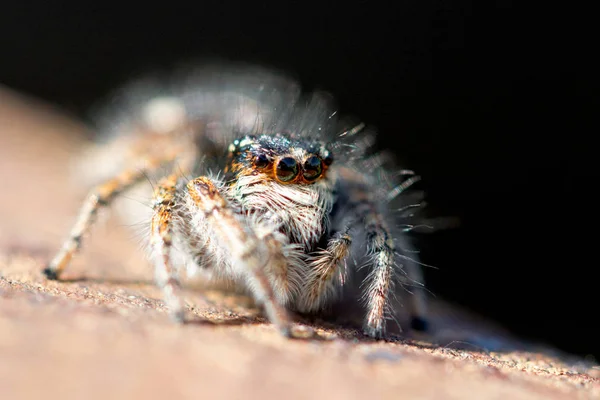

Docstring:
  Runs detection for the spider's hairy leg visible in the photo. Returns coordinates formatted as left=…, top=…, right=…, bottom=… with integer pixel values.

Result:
left=150, top=174, right=185, bottom=322
left=297, top=230, right=352, bottom=312
left=361, top=204, right=397, bottom=338
left=360, top=204, right=429, bottom=337
left=334, top=164, right=428, bottom=337
left=43, top=156, right=174, bottom=280
left=186, top=177, right=293, bottom=337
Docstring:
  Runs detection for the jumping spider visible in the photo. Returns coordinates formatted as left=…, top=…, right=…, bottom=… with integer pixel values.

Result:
left=44, top=65, right=429, bottom=338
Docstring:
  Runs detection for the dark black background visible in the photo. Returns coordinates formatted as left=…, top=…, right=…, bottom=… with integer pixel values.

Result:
left=1, top=2, right=597, bottom=358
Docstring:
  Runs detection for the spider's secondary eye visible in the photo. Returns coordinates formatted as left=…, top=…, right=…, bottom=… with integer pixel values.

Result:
left=276, top=157, right=298, bottom=182
left=254, top=154, right=270, bottom=168
left=322, top=151, right=334, bottom=166
left=303, top=156, right=322, bottom=181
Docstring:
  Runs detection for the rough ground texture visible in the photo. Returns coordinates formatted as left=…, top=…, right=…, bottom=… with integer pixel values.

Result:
left=1, top=87, right=598, bottom=400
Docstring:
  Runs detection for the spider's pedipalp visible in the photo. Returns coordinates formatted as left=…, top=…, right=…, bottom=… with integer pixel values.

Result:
left=297, top=229, right=352, bottom=313
left=254, top=226, right=305, bottom=306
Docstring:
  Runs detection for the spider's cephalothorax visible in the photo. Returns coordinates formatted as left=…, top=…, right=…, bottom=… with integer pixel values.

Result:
left=225, top=133, right=336, bottom=250
left=43, top=64, right=429, bottom=338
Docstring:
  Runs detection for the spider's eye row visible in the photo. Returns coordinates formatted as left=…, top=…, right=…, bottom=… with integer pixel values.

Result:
left=322, top=151, right=334, bottom=166
left=276, top=157, right=299, bottom=182
left=254, top=154, right=270, bottom=168
left=303, top=156, right=322, bottom=181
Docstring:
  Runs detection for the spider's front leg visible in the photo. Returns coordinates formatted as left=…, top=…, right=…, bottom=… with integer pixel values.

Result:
left=186, top=177, right=294, bottom=337
left=43, top=155, right=174, bottom=280
left=150, top=174, right=185, bottom=322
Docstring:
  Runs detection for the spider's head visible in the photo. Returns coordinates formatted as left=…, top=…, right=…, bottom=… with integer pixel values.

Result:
left=225, top=133, right=334, bottom=185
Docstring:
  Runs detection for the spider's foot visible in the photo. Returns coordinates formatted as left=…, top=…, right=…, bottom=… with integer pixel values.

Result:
left=363, top=324, right=386, bottom=340
left=42, top=266, right=60, bottom=281
left=169, top=309, right=186, bottom=324
left=276, top=323, right=293, bottom=338
left=288, top=324, right=316, bottom=339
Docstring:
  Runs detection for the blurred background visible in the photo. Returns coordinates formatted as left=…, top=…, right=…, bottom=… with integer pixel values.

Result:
left=0, top=2, right=597, bottom=359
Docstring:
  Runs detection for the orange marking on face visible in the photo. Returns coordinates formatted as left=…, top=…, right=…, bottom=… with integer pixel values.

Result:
left=228, top=153, right=332, bottom=185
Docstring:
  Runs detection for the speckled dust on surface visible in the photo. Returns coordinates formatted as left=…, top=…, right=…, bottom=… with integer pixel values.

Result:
left=0, top=87, right=598, bottom=400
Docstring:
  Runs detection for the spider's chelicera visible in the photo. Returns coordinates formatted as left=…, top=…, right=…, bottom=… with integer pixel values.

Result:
left=43, top=66, right=429, bottom=338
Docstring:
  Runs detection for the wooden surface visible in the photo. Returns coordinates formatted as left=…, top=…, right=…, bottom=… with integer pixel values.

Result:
left=0, top=86, right=598, bottom=400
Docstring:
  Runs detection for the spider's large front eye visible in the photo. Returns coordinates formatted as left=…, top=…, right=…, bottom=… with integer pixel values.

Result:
left=276, top=157, right=298, bottom=182
left=303, top=156, right=322, bottom=181
left=254, top=154, right=270, bottom=169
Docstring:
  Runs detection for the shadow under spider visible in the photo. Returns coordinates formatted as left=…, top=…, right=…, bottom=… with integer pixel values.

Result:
left=184, top=314, right=263, bottom=327
left=38, top=273, right=544, bottom=352
left=48, top=274, right=341, bottom=341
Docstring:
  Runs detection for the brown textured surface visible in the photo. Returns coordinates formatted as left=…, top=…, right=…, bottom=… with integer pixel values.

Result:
left=1, top=86, right=598, bottom=400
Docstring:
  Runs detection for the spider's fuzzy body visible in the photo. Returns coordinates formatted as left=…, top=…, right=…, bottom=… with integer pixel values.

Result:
left=44, top=64, right=428, bottom=338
